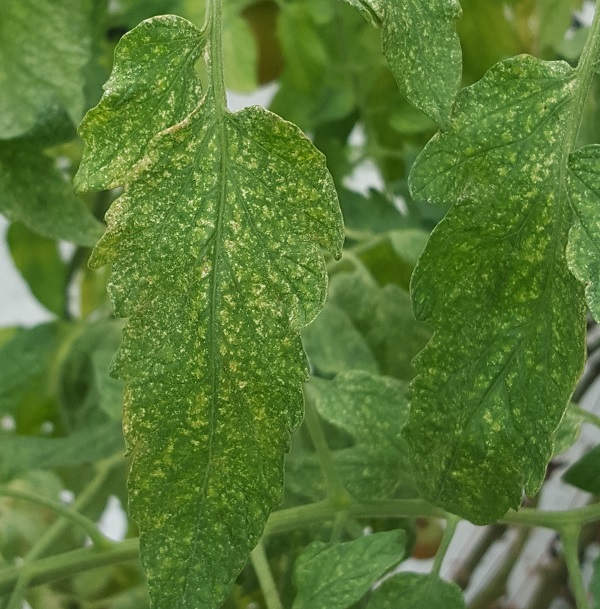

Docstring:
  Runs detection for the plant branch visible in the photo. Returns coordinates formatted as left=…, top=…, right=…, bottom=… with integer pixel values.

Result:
left=0, top=486, right=113, bottom=551
left=560, top=525, right=590, bottom=609
left=432, top=514, right=460, bottom=576
left=251, top=541, right=283, bottom=609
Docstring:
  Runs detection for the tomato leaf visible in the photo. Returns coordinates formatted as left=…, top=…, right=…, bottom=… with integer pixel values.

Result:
left=366, top=572, right=466, bottom=609
left=405, top=56, right=586, bottom=523
left=76, top=15, right=343, bottom=609
left=292, top=531, right=406, bottom=609
left=0, top=0, right=91, bottom=139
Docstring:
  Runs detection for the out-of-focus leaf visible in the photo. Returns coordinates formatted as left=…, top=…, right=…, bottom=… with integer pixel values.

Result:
left=366, top=572, right=466, bottom=609
left=7, top=222, right=67, bottom=316
left=0, top=415, right=123, bottom=481
left=553, top=405, right=585, bottom=456
left=309, top=371, right=416, bottom=499
left=591, top=552, right=600, bottom=609
left=302, top=304, right=379, bottom=377
left=0, top=144, right=103, bottom=245
left=0, top=0, right=92, bottom=139
left=563, top=444, right=600, bottom=494
left=292, top=531, right=406, bottom=609
left=405, top=56, right=586, bottom=523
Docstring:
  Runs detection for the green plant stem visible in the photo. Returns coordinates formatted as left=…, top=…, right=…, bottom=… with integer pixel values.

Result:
left=2, top=456, right=122, bottom=609
left=250, top=541, right=283, bottom=609
left=561, top=525, right=590, bottom=609
left=571, top=403, right=600, bottom=429
left=205, top=0, right=227, bottom=110
left=431, top=515, right=459, bottom=576
left=303, top=387, right=351, bottom=507
left=5, top=497, right=600, bottom=598
left=0, top=486, right=113, bottom=551
left=0, top=539, right=139, bottom=596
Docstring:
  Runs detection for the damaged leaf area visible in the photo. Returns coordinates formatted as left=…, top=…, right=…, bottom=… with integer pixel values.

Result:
left=76, top=14, right=343, bottom=609
left=405, top=56, right=587, bottom=524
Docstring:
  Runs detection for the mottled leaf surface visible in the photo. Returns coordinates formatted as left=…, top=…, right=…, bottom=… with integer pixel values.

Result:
left=76, top=15, right=343, bottom=609
left=566, top=146, right=600, bottom=320
left=0, top=0, right=91, bottom=139
left=74, top=15, right=204, bottom=192
left=0, top=144, right=103, bottom=245
left=405, top=56, right=586, bottom=523
left=367, top=573, right=466, bottom=609
left=343, top=0, right=462, bottom=126
left=292, top=531, right=405, bottom=609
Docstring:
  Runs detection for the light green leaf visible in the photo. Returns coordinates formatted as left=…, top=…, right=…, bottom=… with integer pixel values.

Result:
left=0, top=416, right=123, bottom=481
left=566, top=146, right=600, bottom=320
left=405, top=56, right=586, bottom=523
left=328, top=270, right=430, bottom=380
left=552, top=404, right=584, bottom=456
left=76, top=15, right=343, bottom=608
left=343, top=0, right=462, bottom=126
left=74, top=15, right=204, bottom=192
left=7, top=222, right=67, bottom=316
left=366, top=573, right=466, bottom=609
left=302, top=304, right=380, bottom=377
left=0, top=0, right=91, bottom=139
left=0, top=144, right=103, bottom=246
left=292, top=531, right=406, bottom=609
left=310, top=371, right=417, bottom=499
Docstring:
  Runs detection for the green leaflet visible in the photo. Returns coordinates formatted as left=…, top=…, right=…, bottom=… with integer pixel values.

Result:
left=342, top=0, right=462, bottom=127
left=0, top=0, right=91, bottom=139
left=405, top=56, right=588, bottom=523
left=310, top=371, right=416, bottom=499
left=292, top=531, right=405, bottom=609
left=566, top=146, right=600, bottom=320
left=76, top=14, right=343, bottom=609
left=366, top=573, right=466, bottom=609
left=0, top=143, right=103, bottom=245
left=74, top=16, right=204, bottom=192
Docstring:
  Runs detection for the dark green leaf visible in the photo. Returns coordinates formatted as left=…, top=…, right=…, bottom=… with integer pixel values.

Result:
left=591, top=552, right=600, bottom=609
left=76, top=15, right=343, bottom=609
left=563, top=444, right=600, bottom=494
left=292, top=531, right=406, bottom=609
left=366, top=572, right=466, bottom=609
left=0, top=0, right=92, bottom=138
left=405, top=56, right=586, bottom=523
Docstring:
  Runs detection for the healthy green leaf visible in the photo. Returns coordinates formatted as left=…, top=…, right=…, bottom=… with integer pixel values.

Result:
left=292, top=531, right=405, bottom=609
left=0, top=0, right=92, bottom=139
left=302, top=304, right=380, bottom=377
left=405, top=56, right=587, bottom=523
left=7, top=222, right=67, bottom=316
left=0, top=143, right=103, bottom=246
left=343, top=0, right=462, bottom=127
left=563, top=444, right=600, bottom=494
left=0, top=416, right=123, bottom=481
left=76, top=15, right=343, bottom=608
left=310, top=371, right=416, bottom=499
left=366, top=572, right=466, bottom=609
left=566, top=145, right=600, bottom=320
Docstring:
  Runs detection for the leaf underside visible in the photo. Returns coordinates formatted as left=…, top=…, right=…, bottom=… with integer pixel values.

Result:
left=405, top=56, right=586, bottom=524
left=76, top=15, right=343, bottom=609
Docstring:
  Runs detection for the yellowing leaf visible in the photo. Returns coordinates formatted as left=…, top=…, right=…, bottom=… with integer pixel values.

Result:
left=76, top=15, right=343, bottom=608
left=405, top=56, right=587, bottom=523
